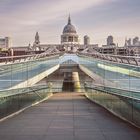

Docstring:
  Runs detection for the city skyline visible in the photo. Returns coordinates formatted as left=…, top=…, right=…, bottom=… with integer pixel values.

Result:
left=0, top=0, right=140, bottom=46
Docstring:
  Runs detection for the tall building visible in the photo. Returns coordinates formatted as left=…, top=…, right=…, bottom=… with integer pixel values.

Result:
left=125, top=38, right=132, bottom=47
left=133, top=37, right=139, bottom=46
left=107, top=35, right=114, bottom=46
left=34, top=32, right=40, bottom=45
left=0, top=37, right=11, bottom=48
left=61, top=15, right=79, bottom=44
left=84, top=35, right=90, bottom=45
left=33, top=32, right=40, bottom=51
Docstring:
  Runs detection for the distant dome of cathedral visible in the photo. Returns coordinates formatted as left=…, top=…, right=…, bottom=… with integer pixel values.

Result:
left=63, top=16, right=77, bottom=34
left=61, top=15, right=79, bottom=45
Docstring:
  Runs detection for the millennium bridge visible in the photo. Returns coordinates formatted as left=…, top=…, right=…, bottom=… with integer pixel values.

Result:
left=0, top=51, right=140, bottom=140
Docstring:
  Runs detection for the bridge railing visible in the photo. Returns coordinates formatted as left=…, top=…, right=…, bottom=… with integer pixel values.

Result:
left=85, top=84, right=140, bottom=128
left=0, top=54, right=60, bottom=90
left=0, top=52, right=63, bottom=65
left=78, top=52, right=140, bottom=66
left=0, top=85, right=53, bottom=120
left=0, top=79, right=86, bottom=120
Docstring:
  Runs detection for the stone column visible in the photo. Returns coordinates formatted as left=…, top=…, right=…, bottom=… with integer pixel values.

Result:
left=66, top=36, right=69, bottom=42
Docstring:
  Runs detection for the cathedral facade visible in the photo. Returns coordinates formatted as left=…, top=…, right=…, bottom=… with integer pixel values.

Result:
left=32, top=15, right=88, bottom=53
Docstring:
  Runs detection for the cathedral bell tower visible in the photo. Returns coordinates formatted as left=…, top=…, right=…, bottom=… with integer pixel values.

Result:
left=33, top=32, right=41, bottom=51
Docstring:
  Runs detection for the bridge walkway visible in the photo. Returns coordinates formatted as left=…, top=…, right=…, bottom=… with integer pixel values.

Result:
left=0, top=93, right=140, bottom=140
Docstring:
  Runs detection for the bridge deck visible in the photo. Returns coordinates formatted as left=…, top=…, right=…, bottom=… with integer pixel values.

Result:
left=0, top=93, right=140, bottom=140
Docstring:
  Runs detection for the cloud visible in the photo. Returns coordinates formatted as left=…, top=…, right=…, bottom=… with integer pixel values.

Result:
left=0, top=0, right=110, bottom=45
left=0, top=0, right=139, bottom=46
left=0, top=0, right=108, bottom=25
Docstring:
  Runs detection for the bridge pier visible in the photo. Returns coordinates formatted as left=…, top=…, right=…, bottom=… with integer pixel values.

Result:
left=62, top=72, right=81, bottom=92
left=72, top=72, right=81, bottom=92
left=62, top=72, right=74, bottom=92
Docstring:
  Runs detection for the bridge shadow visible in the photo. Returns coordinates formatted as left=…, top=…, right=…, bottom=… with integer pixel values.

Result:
left=62, top=80, right=74, bottom=92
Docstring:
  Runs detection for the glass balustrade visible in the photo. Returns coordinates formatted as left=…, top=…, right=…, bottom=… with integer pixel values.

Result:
left=85, top=85, right=140, bottom=127
left=0, top=55, right=59, bottom=90
left=0, top=85, right=52, bottom=119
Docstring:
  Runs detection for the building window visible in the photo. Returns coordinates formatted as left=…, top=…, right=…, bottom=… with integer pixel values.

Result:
left=68, top=36, right=73, bottom=42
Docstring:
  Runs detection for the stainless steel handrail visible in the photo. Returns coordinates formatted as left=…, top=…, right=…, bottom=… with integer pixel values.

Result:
left=78, top=52, right=140, bottom=66
left=85, top=84, right=140, bottom=101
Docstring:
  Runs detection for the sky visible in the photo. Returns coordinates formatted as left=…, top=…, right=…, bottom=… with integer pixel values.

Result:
left=0, top=0, right=140, bottom=47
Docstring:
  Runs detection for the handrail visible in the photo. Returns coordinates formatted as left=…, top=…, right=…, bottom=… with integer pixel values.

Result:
left=0, top=52, right=63, bottom=65
left=0, top=54, right=36, bottom=59
left=78, top=52, right=140, bottom=67
left=78, top=52, right=140, bottom=59
left=0, top=85, right=49, bottom=98
left=85, top=85, right=140, bottom=101
left=86, top=83, right=140, bottom=93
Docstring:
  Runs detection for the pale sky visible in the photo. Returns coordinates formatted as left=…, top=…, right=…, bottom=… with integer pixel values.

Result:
left=0, top=0, right=140, bottom=46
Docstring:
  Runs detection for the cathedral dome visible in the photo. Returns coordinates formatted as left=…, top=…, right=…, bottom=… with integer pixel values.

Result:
left=61, top=15, right=79, bottom=44
left=63, top=16, right=77, bottom=34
